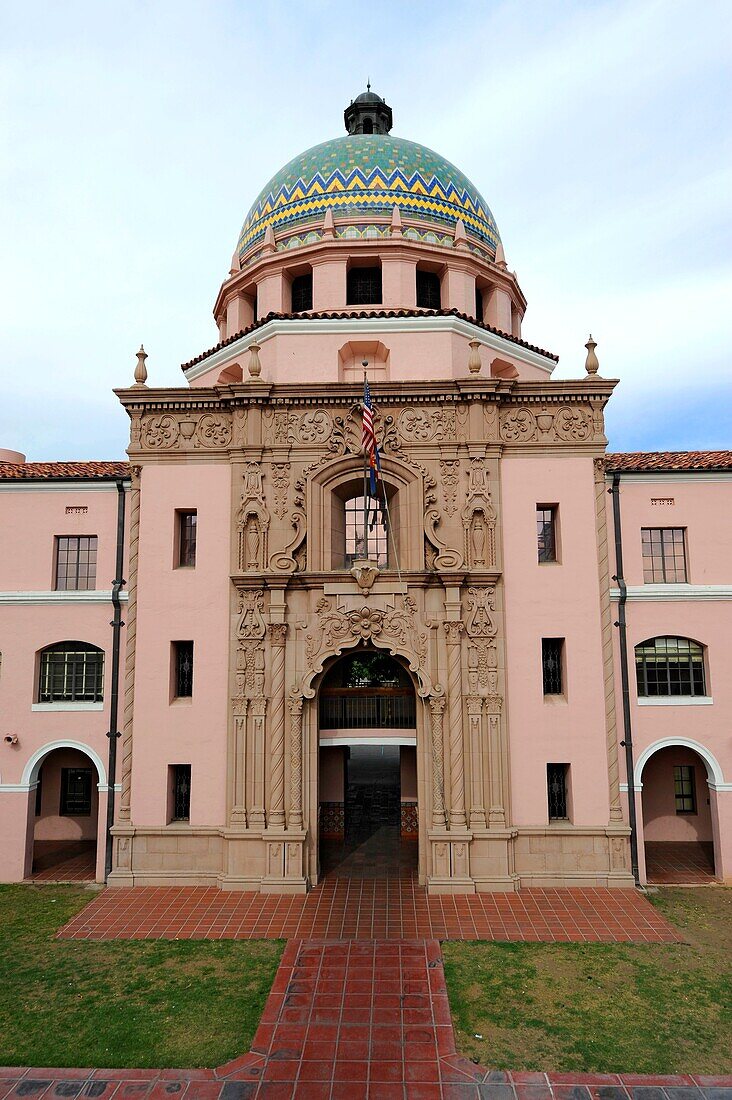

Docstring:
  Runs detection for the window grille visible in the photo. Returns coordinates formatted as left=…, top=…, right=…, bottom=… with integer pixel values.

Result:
left=319, top=692, right=416, bottom=729
left=542, top=638, right=564, bottom=695
left=174, top=641, right=194, bottom=698
left=38, top=642, right=104, bottom=703
left=344, top=495, right=388, bottom=567
left=346, top=267, right=382, bottom=305
left=635, top=637, right=705, bottom=697
left=291, top=273, right=313, bottom=312
left=547, top=763, right=569, bottom=819
left=537, top=506, right=557, bottom=563
left=55, top=536, right=97, bottom=591
left=673, top=765, right=697, bottom=814
left=416, top=270, right=441, bottom=309
left=172, top=764, right=191, bottom=821
left=60, top=768, right=93, bottom=816
left=641, top=527, right=687, bottom=583
left=178, top=511, right=197, bottom=567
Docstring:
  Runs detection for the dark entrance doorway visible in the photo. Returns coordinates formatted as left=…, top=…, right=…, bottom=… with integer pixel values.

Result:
left=317, top=647, right=418, bottom=880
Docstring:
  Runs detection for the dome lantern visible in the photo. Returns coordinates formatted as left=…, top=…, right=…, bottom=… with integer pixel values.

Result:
left=344, top=83, right=393, bottom=135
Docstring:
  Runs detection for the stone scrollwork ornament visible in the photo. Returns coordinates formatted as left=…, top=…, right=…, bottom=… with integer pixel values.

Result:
left=235, top=589, right=266, bottom=699
left=500, top=407, right=537, bottom=442
left=195, top=413, right=232, bottom=449
left=465, top=586, right=499, bottom=695
left=424, top=509, right=463, bottom=570
left=141, top=413, right=180, bottom=449
left=554, top=406, right=593, bottom=442
left=269, top=510, right=307, bottom=574
left=302, top=595, right=431, bottom=697
left=439, top=459, right=459, bottom=517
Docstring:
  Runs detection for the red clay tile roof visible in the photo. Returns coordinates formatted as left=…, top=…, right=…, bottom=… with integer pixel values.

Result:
left=0, top=461, right=131, bottom=481
left=180, top=308, right=560, bottom=372
left=605, top=451, right=732, bottom=472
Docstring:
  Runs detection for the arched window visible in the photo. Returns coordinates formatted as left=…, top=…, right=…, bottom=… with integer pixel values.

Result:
left=635, top=637, right=706, bottom=697
left=344, top=493, right=388, bottom=568
left=38, top=642, right=104, bottom=703
left=362, top=118, right=374, bottom=134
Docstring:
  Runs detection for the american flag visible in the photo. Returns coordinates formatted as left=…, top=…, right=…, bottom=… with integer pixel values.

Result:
left=361, top=377, right=380, bottom=496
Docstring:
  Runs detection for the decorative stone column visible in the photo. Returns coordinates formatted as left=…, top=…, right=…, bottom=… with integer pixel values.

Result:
left=429, top=692, right=447, bottom=828
left=118, top=465, right=141, bottom=823
left=267, top=624, right=288, bottom=827
left=249, top=697, right=267, bottom=828
left=486, top=695, right=506, bottom=827
left=467, top=695, right=486, bottom=828
left=444, top=621, right=466, bottom=827
left=231, top=697, right=248, bottom=825
left=288, top=693, right=305, bottom=830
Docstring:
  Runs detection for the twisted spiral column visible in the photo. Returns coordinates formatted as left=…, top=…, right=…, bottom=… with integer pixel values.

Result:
left=444, top=621, right=466, bottom=827
left=267, top=624, right=288, bottom=827
left=118, top=467, right=140, bottom=822
left=429, top=692, right=447, bottom=828
left=594, top=457, right=623, bottom=821
left=288, top=694, right=304, bottom=830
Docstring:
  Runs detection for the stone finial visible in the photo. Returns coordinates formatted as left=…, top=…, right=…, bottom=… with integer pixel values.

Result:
left=390, top=205, right=402, bottom=237
left=229, top=249, right=240, bottom=275
left=584, top=334, right=600, bottom=376
left=494, top=242, right=507, bottom=269
left=133, top=345, right=148, bottom=387
left=468, top=339, right=482, bottom=374
left=453, top=219, right=468, bottom=249
left=247, top=342, right=262, bottom=380
left=322, top=208, right=335, bottom=239
left=263, top=225, right=276, bottom=254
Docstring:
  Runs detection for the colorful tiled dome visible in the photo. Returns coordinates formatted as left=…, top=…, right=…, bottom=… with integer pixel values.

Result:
left=238, top=135, right=500, bottom=260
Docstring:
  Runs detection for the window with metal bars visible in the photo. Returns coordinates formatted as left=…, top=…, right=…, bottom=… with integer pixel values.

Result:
left=346, top=266, right=382, bottom=305
left=344, top=495, right=388, bottom=567
left=641, top=527, right=687, bottom=583
left=291, top=273, right=313, bottom=312
left=673, top=765, right=697, bottom=814
left=547, top=763, right=569, bottom=820
left=60, top=768, right=93, bottom=816
left=635, top=636, right=705, bottom=697
left=38, top=642, right=104, bottom=702
left=177, top=511, right=197, bottom=567
left=170, top=764, right=191, bottom=821
left=542, top=638, right=564, bottom=695
left=173, top=641, right=194, bottom=698
left=537, top=506, right=558, bottom=563
left=416, top=270, right=441, bottom=309
left=55, top=535, right=97, bottom=590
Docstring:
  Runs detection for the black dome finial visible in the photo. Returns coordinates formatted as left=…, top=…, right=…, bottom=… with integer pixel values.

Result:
left=344, top=86, right=393, bottom=135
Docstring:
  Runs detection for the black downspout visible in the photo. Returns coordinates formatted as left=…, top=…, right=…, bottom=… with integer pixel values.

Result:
left=610, top=471, right=641, bottom=886
left=105, top=478, right=127, bottom=880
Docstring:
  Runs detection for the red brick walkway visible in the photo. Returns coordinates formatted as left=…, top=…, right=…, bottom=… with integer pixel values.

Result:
left=2, top=937, right=730, bottom=1098
left=58, top=883, right=681, bottom=943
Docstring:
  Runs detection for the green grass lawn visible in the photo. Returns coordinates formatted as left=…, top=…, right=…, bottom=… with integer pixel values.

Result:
left=0, top=885, right=283, bottom=1068
left=443, top=887, right=732, bottom=1075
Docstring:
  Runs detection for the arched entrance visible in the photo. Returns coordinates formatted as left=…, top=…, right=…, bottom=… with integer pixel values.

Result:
left=639, top=741, right=719, bottom=883
left=24, top=742, right=106, bottom=882
left=317, top=646, right=419, bottom=879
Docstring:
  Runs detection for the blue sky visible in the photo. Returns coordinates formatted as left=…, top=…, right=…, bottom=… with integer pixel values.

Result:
left=1, top=0, right=730, bottom=460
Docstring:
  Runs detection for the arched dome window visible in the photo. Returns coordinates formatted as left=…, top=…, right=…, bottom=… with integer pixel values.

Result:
left=362, top=117, right=374, bottom=134
left=635, top=637, right=706, bottom=697
left=38, top=641, right=104, bottom=703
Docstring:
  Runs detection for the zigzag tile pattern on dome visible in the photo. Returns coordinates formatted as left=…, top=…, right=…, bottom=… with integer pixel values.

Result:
left=238, top=135, right=501, bottom=259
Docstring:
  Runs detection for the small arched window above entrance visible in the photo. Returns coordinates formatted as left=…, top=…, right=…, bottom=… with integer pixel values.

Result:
left=319, top=650, right=415, bottom=730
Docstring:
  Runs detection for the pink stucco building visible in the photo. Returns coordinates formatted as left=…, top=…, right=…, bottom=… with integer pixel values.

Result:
left=1, top=90, right=730, bottom=891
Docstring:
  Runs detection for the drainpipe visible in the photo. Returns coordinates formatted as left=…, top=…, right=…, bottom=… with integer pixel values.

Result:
left=610, top=471, right=640, bottom=886
left=105, top=478, right=127, bottom=879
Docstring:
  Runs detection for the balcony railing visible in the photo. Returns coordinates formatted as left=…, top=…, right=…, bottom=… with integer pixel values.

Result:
left=319, top=691, right=416, bottom=730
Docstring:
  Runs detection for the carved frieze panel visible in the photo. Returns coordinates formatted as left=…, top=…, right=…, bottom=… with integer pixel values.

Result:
left=234, top=589, right=266, bottom=700
left=397, top=406, right=456, bottom=444
left=500, top=407, right=537, bottom=443
left=465, top=586, right=499, bottom=696
left=500, top=403, right=598, bottom=445
left=138, top=411, right=232, bottom=451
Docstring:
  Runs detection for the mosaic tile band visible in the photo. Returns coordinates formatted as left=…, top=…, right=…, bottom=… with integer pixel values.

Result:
left=238, top=135, right=501, bottom=258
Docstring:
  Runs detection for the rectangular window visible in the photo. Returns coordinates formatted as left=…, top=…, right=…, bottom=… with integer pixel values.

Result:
left=344, top=495, right=388, bottom=568
left=542, top=638, right=564, bottom=695
left=416, top=270, right=441, bottom=309
left=173, top=641, right=194, bottom=698
left=291, top=272, right=313, bottom=312
left=55, top=535, right=98, bottom=590
left=674, top=765, right=697, bottom=814
left=475, top=285, right=484, bottom=321
left=547, top=763, right=569, bottom=820
left=177, top=510, right=197, bottom=567
left=60, top=768, right=93, bottom=816
left=170, top=764, right=191, bottom=821
left=537, top=506, right=558, bottom=563
left=641, top=527, right=687, bottom=583
left=346, top=266, right=382, bottom=305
